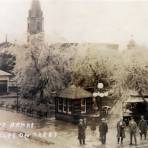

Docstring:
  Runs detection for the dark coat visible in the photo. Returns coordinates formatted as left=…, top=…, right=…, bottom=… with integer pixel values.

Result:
left=117, top=121, right=126, bottom=138
left=138, top=119, right=147, bottom=133
left=99, top=121, right=108, bottom=135
left=90, top=119, right=97, bottom=131
left=83, top=119, right=87, bottom=129
left=129, top=120, right=137, bottom=134
left=78, top=123, right=86, bottom=139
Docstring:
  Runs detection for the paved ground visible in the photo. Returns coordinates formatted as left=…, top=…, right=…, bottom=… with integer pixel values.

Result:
left=0, top=110, right=147, bottom=148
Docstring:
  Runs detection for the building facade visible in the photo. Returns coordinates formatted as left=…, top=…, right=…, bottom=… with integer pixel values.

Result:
left=0, top=70, right=11, bottom=94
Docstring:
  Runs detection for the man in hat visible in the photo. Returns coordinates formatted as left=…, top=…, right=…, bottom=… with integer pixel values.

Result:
left=129, top=117, right=138, bottom=146
left=78, top=119, right=86, bottom=145
left=117, top=117, right=126, bottom=144
left=99, top=118, right=108, bottom=144
left=138, top=115, right=147, bottom=140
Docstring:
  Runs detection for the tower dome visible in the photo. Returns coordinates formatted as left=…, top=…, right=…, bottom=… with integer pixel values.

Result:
left=127, top=39, right=136, bottom=49
left=30, top=0, right=42, bottom=17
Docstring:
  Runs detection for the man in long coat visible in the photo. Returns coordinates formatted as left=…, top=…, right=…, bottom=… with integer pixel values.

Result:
left=117, top=117, right=126, bottom=144
left=138, top=115, right=147, bottom=140
left=129, top=117, right=138, bottom=146
left=78, top=119, right=86, bottom=145
left=99, top=118, right=108, bottom=144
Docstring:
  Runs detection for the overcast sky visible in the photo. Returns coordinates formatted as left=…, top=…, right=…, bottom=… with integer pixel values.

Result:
left=0, top=0, right=148, bottom=45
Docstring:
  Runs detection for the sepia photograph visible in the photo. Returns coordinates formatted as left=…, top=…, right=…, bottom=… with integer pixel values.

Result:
left=0, top=0, right=148, bottom=147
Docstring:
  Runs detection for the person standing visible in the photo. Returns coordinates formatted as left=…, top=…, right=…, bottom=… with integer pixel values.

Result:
left=99, top=118, right=108, bottom=144
left=83, top=118, right=87, bottom=129
left=138, top=115, right=147, bottom=140
left=78, top=119, right=86, bottom=145
left=129, top=117, right=138, bottom=146
left=117, top=117, right=126, bottom=144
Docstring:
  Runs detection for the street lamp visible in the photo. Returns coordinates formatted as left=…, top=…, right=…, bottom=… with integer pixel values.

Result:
left=93, top=82, right=108, bottom=117
left=13, top=82, right=20, bottom=112
left=97, top=83, right=104, bottom=89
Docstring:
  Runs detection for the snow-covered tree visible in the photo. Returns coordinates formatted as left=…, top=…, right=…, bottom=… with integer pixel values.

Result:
left=0, top=51, right=16, bottom=73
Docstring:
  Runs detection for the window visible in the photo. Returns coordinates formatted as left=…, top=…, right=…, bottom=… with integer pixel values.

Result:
left=63, top=99, right=67, bottom=113
left=81, top=99, right=86, bottom=113
left=58, top=98, right=63, bottom=112
left=68, top=100, right=72, bottom=114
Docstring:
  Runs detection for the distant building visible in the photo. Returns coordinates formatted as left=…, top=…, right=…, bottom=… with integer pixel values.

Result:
left=77, top=43, right=119, bottom=50
left=94, top=43, right=119, bottom=50
left=27, top=0, right=44, bottom=41
left=127, top=39, right=136, bottom=50
left=0, top=70, right=12, bottom=94
left=0, top=37, right=13, bottom=49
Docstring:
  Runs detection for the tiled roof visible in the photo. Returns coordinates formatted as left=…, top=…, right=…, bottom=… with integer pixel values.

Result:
left=58, top=85, right=92, bottom=99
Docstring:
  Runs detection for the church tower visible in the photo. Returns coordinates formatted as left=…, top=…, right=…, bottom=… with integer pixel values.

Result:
left=27, top=0, right=44, bottom=41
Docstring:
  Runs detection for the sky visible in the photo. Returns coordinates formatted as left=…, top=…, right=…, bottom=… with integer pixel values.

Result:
left=0, top=0, right=148, bottom=45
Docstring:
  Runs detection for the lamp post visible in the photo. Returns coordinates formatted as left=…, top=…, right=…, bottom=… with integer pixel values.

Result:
left=13, top=82, right=20, bottom=112
left=93, top=82, right=108, bottom=117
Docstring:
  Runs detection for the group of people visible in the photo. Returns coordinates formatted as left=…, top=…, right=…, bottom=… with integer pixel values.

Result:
left=78, top=117, right=108, bottom=145
left=78, top=115, right=147, bottom=146
left=117, top=116, right=147, bottom=146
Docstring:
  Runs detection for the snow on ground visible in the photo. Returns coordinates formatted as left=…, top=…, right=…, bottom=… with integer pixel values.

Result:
left=0, top=110, right=147, bottom=148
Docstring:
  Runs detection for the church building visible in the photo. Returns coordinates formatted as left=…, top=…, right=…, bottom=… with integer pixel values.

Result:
left=27, top=0, right=44, bottom=41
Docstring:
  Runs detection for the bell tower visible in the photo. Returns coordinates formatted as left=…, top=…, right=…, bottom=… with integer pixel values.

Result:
left=27, top=0, right=44, bottom=41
